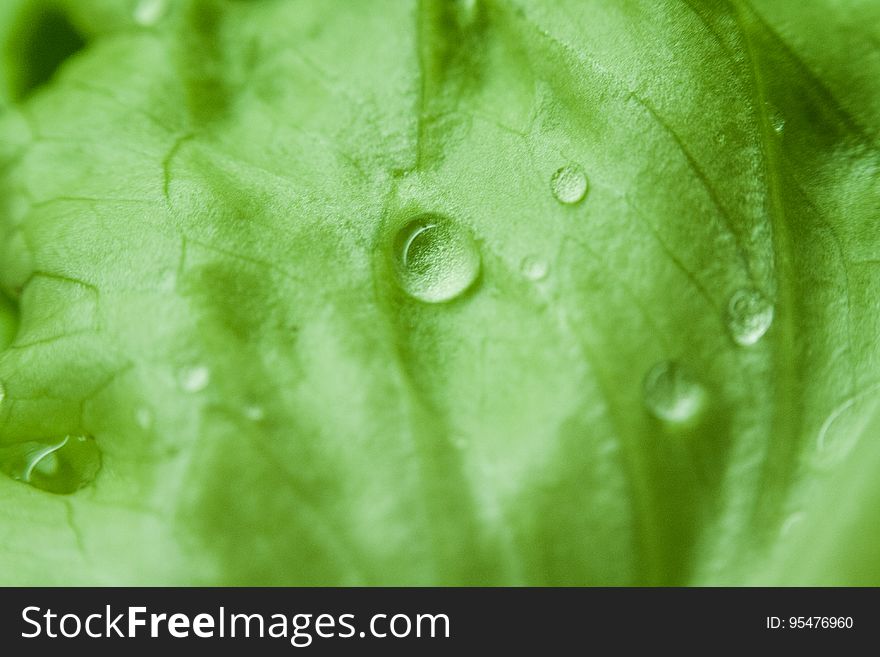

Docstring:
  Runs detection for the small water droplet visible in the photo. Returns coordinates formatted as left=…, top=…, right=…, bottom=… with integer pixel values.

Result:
left=0, top=435, right=101, bottom=494
left=550, top=164, right=588, bottom=205
left=772, top=114, right=785, bottom=133
left=244, top=405, right=265, bottom=422
left=780, top=512, right=805, bottom=537
left=157, top=268, right=176, bottom=292
left=599, top=439, right=619, bottom=456
left=180, top=365, right=210, bottom=392
left=455, top=0, right=479, bottom=24
left=726, top=288, right=773, bottom=346
left=133, top=0, right=167, bottom=26
left=764, top=102, right=785, bottom=134
left=393, top=214, right=480, bottom=303
left=135, top=407, right=154, bottom=430
left=642, top=360, right=706, bottom=423
left=0, top=381, right=5, bottom=405
left=521, top=256, right=548, bottom=281
left=814, top=384, right=880, bottom=467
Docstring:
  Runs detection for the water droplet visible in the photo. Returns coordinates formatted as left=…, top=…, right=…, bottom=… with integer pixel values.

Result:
left=180, top=365, right=210, bottom=392
left=455, top=0, right=479, bottom=25
left=133, top=0, right=167, bottom=26
left=550, top=164, right=588, bottom=205
left=772, top=114, right=785, bottom=133
left=0, top=381, right=5, bottom=405
left=642, top=360, right=706, bottom=423
left=780, top=512, right=805, bottom=537
left=521, top=256, right=548, bottom=281
left=157, top=268, right=176, bottom=292
left=244, top=405, right=265, bottom=422
left=764, top=102, right=785, bottom=134
left=135, top=407, right=154, bottom=430
left=393, top=214, right=480, bottom=303
left=814, top=384, right=880, bottom=467
left=0, top=435, right=101, bottom=494
left=726, top=288, right=773, bottom=346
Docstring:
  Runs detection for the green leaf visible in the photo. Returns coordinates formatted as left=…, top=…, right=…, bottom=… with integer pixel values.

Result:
left=0, top=0, right=878, bottom=585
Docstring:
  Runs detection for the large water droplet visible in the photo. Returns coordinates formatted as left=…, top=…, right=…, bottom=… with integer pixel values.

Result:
left=0, top=435, right=101, bottom=494
left=521, top=256, right=548, bottom=281
left=550, top=164, right=588, bottom=205
left=726, top=288, right=773, bottom=346
left=393, top=214, right=480, bottom=303
left=179, top=365, right=210, bottom=392
left=642, top=360, right=706, bottom=423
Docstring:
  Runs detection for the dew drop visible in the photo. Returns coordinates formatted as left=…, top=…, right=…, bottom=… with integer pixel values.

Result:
left=726, top=288, right=773, bottom=346
left=764, top=102, right=785, bottom=134
left=135, top=407, right=154, bottom=430
left=179, top=365, right=210, bottom=392
left=780, top=512, right=805, bottom=537
left=455, top=0, right=479, bottom=24
left=393, top=214, right=480, bottom=303
left=550, top=164, right=588, bottom=205
left=0, top=435, right=101, bottom=494
left=814, top=384, right=880, bottom=467
left=642, top=360, right=706, bottom=423
left=0, top=381, right=5, bottom=405
left=772, top=114, right=785, bottom=133
left=521, top=256, right=548, bottom=281
left=133, top=0, right=167, bottom=26
left=244, top=405, right=265, bottom=422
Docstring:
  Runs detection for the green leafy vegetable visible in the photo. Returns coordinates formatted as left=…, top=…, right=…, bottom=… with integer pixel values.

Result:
left=0, top=0, right=878, bottom=585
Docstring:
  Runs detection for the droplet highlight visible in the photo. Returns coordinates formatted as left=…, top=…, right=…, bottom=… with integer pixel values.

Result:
left=550, top=164, right=588, bottom=205
left=244, top=405, right=265, bottom=422
left=521, top=256, right=548, bottom=281
left=771, top=113, right=785, bottom=134
left=133, top=0, right=167, bottom=26
left=135, top=407, right=154, bottom=430
left=780, top=512, right=805, bottom=537
left=0, top=435, right=101, bottom=494
left=180, top=365, right=210, bottom=392
left=642, top=360, right=706, bottom=423
left=764, top=102, right=785, bottom=134
left=393, top=214, right=480, bottom=303
left=455, top=0, right=479, bottom=25
left=814, top=383, right=880, bottom=467
left=726, top=288, right=773, bottom=346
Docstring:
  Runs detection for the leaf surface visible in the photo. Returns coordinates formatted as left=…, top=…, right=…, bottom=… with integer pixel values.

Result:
left=0, top=0, right=877, bottom=585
